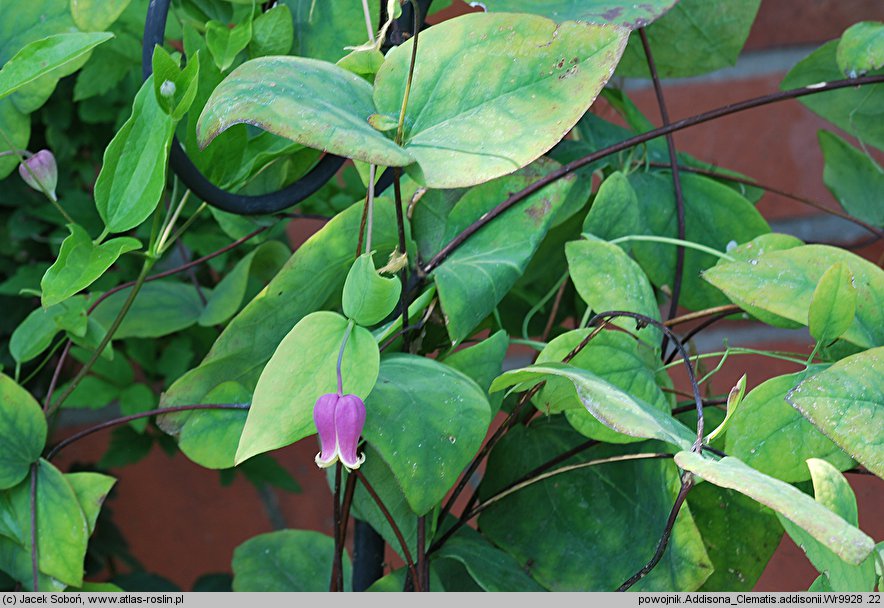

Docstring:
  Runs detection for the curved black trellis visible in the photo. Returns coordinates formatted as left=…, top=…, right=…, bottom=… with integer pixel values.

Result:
left=140, top=0, right=434, bottom=215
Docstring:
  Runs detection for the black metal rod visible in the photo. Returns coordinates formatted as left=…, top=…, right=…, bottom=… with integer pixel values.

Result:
left=352, top=520, right=386, bottom=591
left=142, top=0, right=397, bottom=215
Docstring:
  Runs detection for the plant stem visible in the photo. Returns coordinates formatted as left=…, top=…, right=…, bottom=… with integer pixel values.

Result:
left=353, top=469, right=421, bottom=591
left=618, top=474, right=695, bottom=591
left=416, top=515, right=427, bottom=591
left=30, top=463, right=38, bottom=592
left=664, top=305, right=742, bottom=327
left=420, top=74, right=884, bottom=276
left=394, top=0, right=421, bottom=148
left=646, top=162, right=884, bottom=239
left=360, top=0, right=375, bottom=42
left=44, top=403, right=250, bottom=460
left=41, top=224, right=269, bottom=409
left=156, top=190, right=191, bottom=254
left=48, top=259, right=155, bottom=415
left=608, top=235, right=735, bottom=261
left=331, top=464, right=343, bottom=592
left=337, top=320, right=355, bottom=395
left=664, top=311, right=734, bottom=364
left=470, top=453, right=672, bottom=520
left=392, top=169, right=411, bottom=350
left=657, top=347, right=810, bottom=373
left=639, top=27, right=687, bottom=341
left=521, top=272, right=568, bottom=341
left=588, top=311, right=705, bottom=451
left=160, top=202, right=207, bottom=255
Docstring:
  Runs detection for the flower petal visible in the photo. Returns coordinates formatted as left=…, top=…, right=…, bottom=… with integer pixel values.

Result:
left=335, top=394, right=366, bottom=470
left=313, top=393, right=340, bottom=468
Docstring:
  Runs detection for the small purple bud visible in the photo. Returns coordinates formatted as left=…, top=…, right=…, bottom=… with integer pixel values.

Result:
left=313, top=393, right=340, bottom=468
left=18, top=150, right=58, bottom=200
left=335, top=394, right=366, bottom=470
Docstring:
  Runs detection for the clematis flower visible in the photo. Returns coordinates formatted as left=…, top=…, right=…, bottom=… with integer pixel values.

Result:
left=18, top=150, right=58, bottom=201
left=313, top=393, right=366, bottom=470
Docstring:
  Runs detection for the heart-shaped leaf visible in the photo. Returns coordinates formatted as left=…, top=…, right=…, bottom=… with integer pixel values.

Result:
left=361, top=354, right=491, bottom=515
left=235, top=311, right=379, bottom=464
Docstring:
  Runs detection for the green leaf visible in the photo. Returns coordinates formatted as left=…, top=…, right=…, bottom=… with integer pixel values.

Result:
left=2, top=460, right=89, bottom=587
left=778, top=459, right=876, bottom=591
left=342, top=253, right=401, bottom=326
left=809, top=262, right=857, bottom=345
left=367, top=566, right=445, bottom=592
left=0, top=32, right=113, bottom=100
left=628, top=171, right=770, bottom=311
left=432, top=159, right=578, bottom=342
left=361, top=354, right=492, bottom=515
left=616, top=0, right=761, bottom=78
left=819, top=130, right=884, bottom=228
left=688, top=482, right=782, bottom=592
left=373, top=13, right=628, bottom=188
left=281, top=0, right=379, bottom=63
left=582, top=170, right=641, bottom=244
left=566, top=238, right=661, bottom=346
left=10, top=298, right=88, bottom=364
left=232, top=530, right=350, bottom=591
left=674, top=452, right=874, bottom=565
left=786, top=347, right=884, bottom=478
left=435, top=527, right=546, bottom=592
left=151, top=46, right=200, bottom=120
left=703, top=245, right=884, bottom=348
left=92, top=281, right=205, bottom=339
left=66, top=472, right=115, bottom=536
left=40, top=224, right=140, bottom=308
left=98, top=426, right=153, bottom=469
left=70, top=0, right=132, bottom=31
left=118, top=384, right=157, bottom=433
left=235, top=311, right=379, bottom=464
left=94, top=76, right=176, bottom=233
left=198, top=241, right=290, bottom=327
left=160, top=201, right=401, bottom=455
left=197, top=56, right=414, bottom=167
left=249, top=5, right=294, bottom=57
left=162, top=381, right=249, bottom=470
left=0, top=375, right=47, bottom=490
left=206, top=18, right=253, bottom=72
left=442, top=329, right=509, bottom=409
left=706, top=375, right=746, bottom=444
left=58, top=375, right=119, bottom=410
left=782, top=40, right=884, bottom=151
left=836, top=21, right=884, bottom=78
left=233, top=454, right=300, bottom=494
left=344, top=445, right=427, bottom=561
left=337, top=49, right=385, bottom=83
left=0, top=98, right=29, bottom=178
left=726, top=369, right=854, bottom=483
left=534, top=330, right=671, bottom=444
left=491, top=362, right=695, bottom=450
left=479, top=420, right=712, bottom=590
left=478, top=0, right=677, bottom=29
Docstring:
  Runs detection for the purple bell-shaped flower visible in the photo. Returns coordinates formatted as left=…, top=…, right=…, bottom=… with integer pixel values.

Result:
left=18, top=150, right=58, bottom=201
left=313, top=393, right=366, bottom=470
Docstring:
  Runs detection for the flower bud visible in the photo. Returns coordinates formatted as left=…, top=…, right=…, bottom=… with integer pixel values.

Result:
left=312, top=393, right=366, bottom=470
left=18, top=150, right=58, bottom=200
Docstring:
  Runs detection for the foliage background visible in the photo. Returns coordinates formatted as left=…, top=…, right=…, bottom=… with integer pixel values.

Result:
left=0, top=0, right=881, bottom=592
